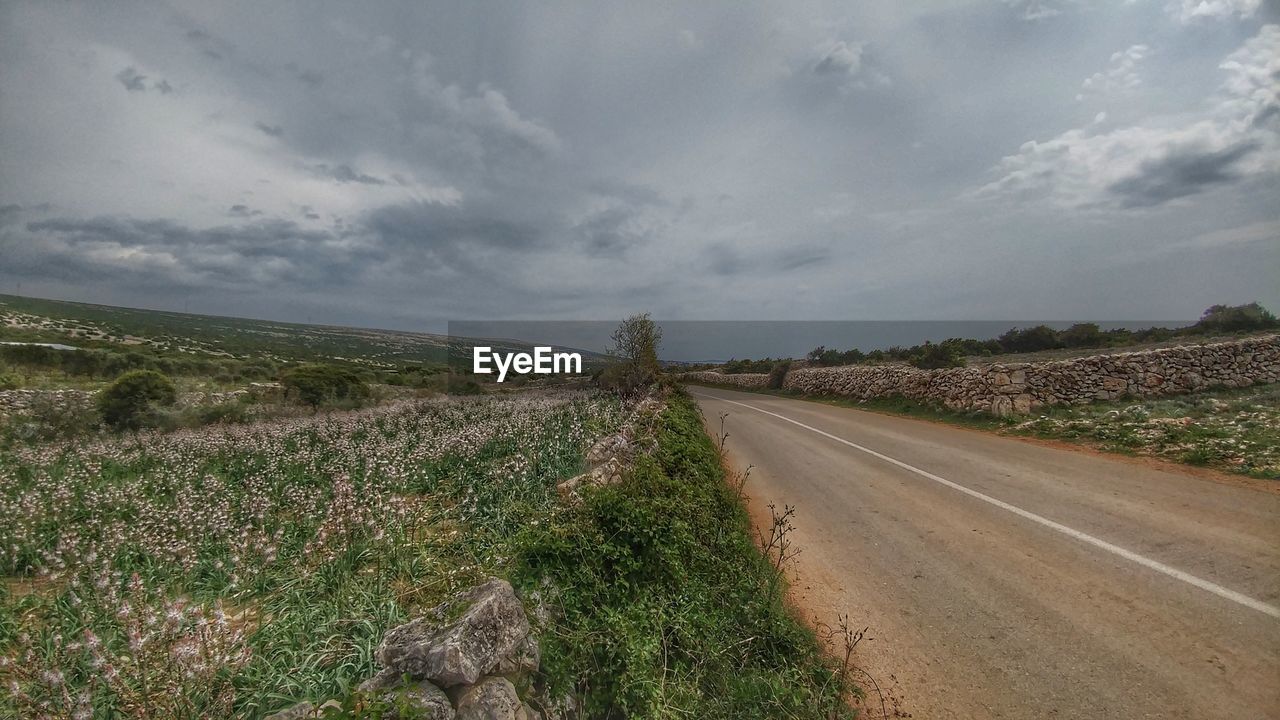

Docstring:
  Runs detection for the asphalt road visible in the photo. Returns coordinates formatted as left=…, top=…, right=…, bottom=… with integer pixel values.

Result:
left=690, top=386, right=1280, bottom=720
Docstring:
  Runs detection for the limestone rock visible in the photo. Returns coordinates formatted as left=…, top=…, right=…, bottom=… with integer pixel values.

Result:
left=455, top=677, right=522, bottom=720
left=380, top=680, right=454, bottom=720
left=377, top=578, right=531, bottom=687
left=494, top=634, right=541, bottom=676
left=586, top=433, right=629, bottom=464
left=359, top=667, right=405, bottom=694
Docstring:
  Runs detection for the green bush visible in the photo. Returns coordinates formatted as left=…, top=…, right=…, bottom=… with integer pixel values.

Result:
left=97, top=370, right=177, bottom=430
left=0, top=368, right=17, bottom=391
left=280, top=364, right=370, bottom=408
left=910, top=341, right=966, bottom=369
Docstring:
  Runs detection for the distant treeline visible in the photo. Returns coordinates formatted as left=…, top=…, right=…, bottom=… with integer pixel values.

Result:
left=0, top=344, right=281, bottom=383
left=0, top=341, right=453, bottom=387
left=716, top=303, right=1279, bottom=372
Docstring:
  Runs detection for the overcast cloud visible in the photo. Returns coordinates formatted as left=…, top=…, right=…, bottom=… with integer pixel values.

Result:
left=1, top=0, right=1277, bottom=330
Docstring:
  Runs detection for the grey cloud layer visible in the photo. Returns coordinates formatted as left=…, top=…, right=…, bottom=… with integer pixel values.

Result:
left=1, top=1, right=1277, bottom=328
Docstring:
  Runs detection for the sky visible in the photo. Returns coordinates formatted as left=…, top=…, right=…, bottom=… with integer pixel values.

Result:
left=1, top=0, right=1277, bottom=332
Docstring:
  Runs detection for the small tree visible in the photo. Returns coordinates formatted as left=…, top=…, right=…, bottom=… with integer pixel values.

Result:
left=97, top=370, right=177, bottom=430
left=609, top=313, right=662, bottom=375
left=598, top=313, right=662, bottom=397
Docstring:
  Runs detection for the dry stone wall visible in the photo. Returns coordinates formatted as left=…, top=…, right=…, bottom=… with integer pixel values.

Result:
left=682, top=334, right=1280, bottom=416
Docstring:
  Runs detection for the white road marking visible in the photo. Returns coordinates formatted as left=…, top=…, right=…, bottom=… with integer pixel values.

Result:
left=693, top=390, right=1280, bottom=619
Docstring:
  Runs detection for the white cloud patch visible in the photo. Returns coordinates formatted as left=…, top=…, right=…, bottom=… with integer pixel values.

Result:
left=1077, top=44, right=1149, bottom=101
left=814, top=41, right=865, bottom=77
left=1169, top=0, right=1262, bottom=23
left=1004, top=0, right=1066, bottom=21
left=973, top=25, right=1280, bottom=209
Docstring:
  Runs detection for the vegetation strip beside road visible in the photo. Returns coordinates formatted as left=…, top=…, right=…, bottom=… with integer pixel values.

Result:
left=514, top=390, right=856, bottom=718
left=685, top=381, right=1280, bottom=480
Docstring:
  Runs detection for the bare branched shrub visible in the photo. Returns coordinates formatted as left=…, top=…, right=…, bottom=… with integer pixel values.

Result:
left=757, top=502, right=800, bottom=575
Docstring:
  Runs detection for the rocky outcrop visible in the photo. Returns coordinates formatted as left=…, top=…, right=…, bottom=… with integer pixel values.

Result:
left=377, top=579, right=531, bottom=687
left=683, top=335, right=1280, bottom=416
left=266, top=578, right=546, bottom=720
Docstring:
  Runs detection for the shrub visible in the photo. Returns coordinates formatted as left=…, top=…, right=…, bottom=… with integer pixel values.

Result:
left=281, top=364, right=370, bottom=408
left=767, top=360, right=791, bottom=388
left=0, top=368, right=17, bottom=391
left=1060, top=322, right=1104, bottom=348
left=1191, top=303, right=1279, bottom=334
left=910, top=341, right=966, bottom=369
left=97, top=370, right=177, bottom=430
left=997, top=325, right=1063, bottom=354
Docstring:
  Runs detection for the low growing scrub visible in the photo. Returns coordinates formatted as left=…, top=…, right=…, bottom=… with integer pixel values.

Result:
left=1013, top=385, right=1280, bottom=478
left=281, top=364, right=370, bottom=408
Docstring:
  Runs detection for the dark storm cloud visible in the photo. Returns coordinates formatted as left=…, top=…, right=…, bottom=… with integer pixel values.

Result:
left=254, top=121, right=285, bottom=138
left=115, top=66, right=148, bottom=92
left=0, top=204, right=23, bottom=226
left=777, top=247, right=830, bottom=271
left=363, top=201, right=546, bottom=261
left=13, top=216, right=368, bottom=287
left=1108, top=140, right=1262, bottom=208
left=574, top=206, right=651, bottom=257
left=2, top=2, right=1277, bottom=328
left=285, top=62, right=324, bottom=86
left=312, top=164, right=386, bottom=185
left=184, top=28, right=234, bottom=61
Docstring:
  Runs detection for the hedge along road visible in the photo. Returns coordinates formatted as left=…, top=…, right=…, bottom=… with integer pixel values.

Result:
left=689, top=385, right=1280, bottom=720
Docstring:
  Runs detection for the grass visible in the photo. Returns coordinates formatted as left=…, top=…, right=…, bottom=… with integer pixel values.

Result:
left=1, top=384, right=856, bottom=719
left=685, top=381, right=1280, bottom=479
left=514, top=390, right=856, bottom=719
left=0, top=390, right=627, bottom=718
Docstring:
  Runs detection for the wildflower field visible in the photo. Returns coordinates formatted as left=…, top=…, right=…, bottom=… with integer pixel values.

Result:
left=0, top=389, right=625, bottom=719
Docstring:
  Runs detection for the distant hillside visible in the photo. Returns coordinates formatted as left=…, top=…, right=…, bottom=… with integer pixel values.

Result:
left=0, top=294, right=594, bottom=368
